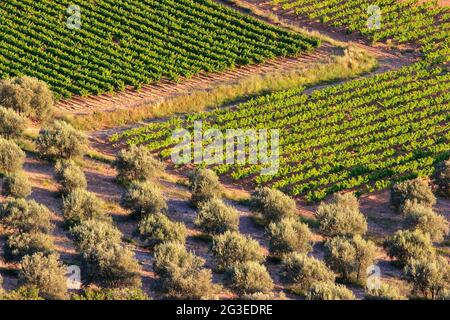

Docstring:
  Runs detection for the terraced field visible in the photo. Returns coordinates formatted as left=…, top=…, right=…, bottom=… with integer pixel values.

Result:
left=0, top=0, right=319, bottom=99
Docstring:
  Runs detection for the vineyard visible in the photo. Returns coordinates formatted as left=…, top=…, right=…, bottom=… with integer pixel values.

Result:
left=0, top=0, right=318, bottom=99
left=113, top=0, right=450, bottom=202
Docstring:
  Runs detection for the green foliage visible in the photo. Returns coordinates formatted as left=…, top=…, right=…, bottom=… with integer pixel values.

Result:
left=365, top=283, right=406, bottom=300
left=63, top=189, right=108, bottom=226
left=153, top=242, right=217, bottom=299
left=7, top=232, right=55, bottom=260
left=54, top=159, right=87, bottom=195
left=212, top=231, right=266, bottom=271
left=315, top=193, right=367, bottom=237
left=435, top=159, right=450, bottom=197
left=0, top=106, right=27, bottom=139
left=0, top=198, right=53, bottom=233
left=71, top=219, right=141, bottom=287
left=306, top=281, right=356, bottom=300
left=230, top=261, right=274, bottom=295
left=138, top=213, right=187, bottom=247
left=0, top=138, right=25, bottom=174
left=20, top=253, right=68, bottom=300
left=402, top=200, right=449, bottom=242
left=281, top=253, right=335, bottom=295
left=36, top=121, right=87, bottom=159
left=121, top=180, right=167, bottom=217
left=0, top=76, right=53, bottom=121
left=188, top=168, right=222, bottom=207
left=391, top=178, right=436, bottom=212
left=2, top=171, right=32, bottom=198
left=195, top=197, right=239, bottom=235
left=250, top=187, right=297, bottom=223
left=267, top=218, right=313, bottom=256
left=0, top=286, right=43, bottom=300
left=405, top=256, right=450, bottom=300
left=383, top=230, right=435, bottom=267
left=114, top=145, right=165, bottom=184
left=324, top=235, right=377, bottom=284
left=72, top=287, right=151, bottom=300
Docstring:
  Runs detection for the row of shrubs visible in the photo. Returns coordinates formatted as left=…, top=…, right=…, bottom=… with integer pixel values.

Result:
left=384, top=178, right=449, bottom=299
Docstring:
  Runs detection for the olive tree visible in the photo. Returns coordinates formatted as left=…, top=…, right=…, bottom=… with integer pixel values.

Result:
left=365, top=283, right=406, bottom=300
left=36, top=121, right=87, bottom=159
left=138, top=213, right=187, bottom=247
left=20, top=253, right=68, bottom=300
left=1, top=198, right=53, bottom=233
left=391, top=178, right=436, bottom=212
left=0, top=106, right=27, bottom=139
left=63, top=189, right=108, bottom=226
left=306, top=281, right=356, bottom=300
left=212, top=231, right=266, bottom=271
left=383, top=229, right=435, bottom=267
left=315, top=193, right=367, bottom=237
left=324, top=235, right=377, bottom=284
left=281, top=253, right=335, bottom=295
left=153, top=241, right=217, bottom=299
left=0, top=76, right=54, bottom=121
left=250, top=187, right=297, bottom=223
left=402, top=200, right=448, bottom=242
left=405, top=256, right=450, bottom=300
left=121, top=180, right=167, bottom=217
left=2, top=171, right=32, bottom=198
left=188, top=168, right=222, bottom=207
left=0, top=138, right=25, bottom=174
left=195, top=197, right=239, bottom=235
left=54, top=159, right=87, bottom=195
left=435, top=159, right=449, bottom=197
left=230, top=261, right=274, bottom=295
left=114, top=145, right=165, bottom=184
left=267, top=218, right=313, bottom=256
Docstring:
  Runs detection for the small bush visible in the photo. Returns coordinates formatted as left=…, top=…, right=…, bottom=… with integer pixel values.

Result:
left=281, top=253, right=335, bottom=295
left=0, top=138, right=25, bottom=174
left=0, top=76, right=54, bottom=121
left=267, top=218, right=313, bottom=256
left=153, top=242, right=217, bottom=299
left=315, top=193, right=367, bottom=237
left=391, top=178, right=436, bottom=212
left=212, top=231, right=265, bottom=271
left=405, top=256, right=450, bottom=300
left=20, top=253, right=68, bottom=300
left=306, top=281, right=356, bottom=300
left=63, top=189, right=108, bottom=226
left=114, top=145, right=165, bottom=184
left=383, top=230, right=435, bottom=267
left=1, top=198, right=53, bottom=233
left=121, top=180, right=167, bottom=217
left=54, top=159, right=87, bottom=195
left=402, top=200, right=449, bottom=242
left=0, top=286, right=43, bottom=300
left=0, top=106, right=27, bottom=139
left=250, top=187, right=297, bottom=223
left=195, top=197, right=240, bottom=235
left=230, top=261, right=274, bottom=295
left=138, top=213, right=187, bottom=247
left=7, top=232, right=55, bottom=259
left=324, top=235, right=377, bottom=284
left=2, top=171, right=32, bottom=198
left=73, top=287, right=151, bottom=300
left=188, top=168, right=222, bottom=207
left=365, top=283, right=406, bottom=300
left=435, top=159, right=450, bottom=197
left=36, top=121, right=87, bottom=159
left=71, top=219, right=141, bottom=287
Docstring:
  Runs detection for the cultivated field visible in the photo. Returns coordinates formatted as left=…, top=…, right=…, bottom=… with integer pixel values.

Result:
left=0, top=0, right=448, bottom=302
